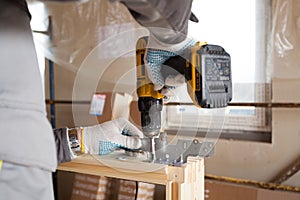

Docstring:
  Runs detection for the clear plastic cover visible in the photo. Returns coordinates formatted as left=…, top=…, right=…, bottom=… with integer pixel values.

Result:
left=28, top=0, right=140, bottom=72
left=271, top=0, right=300, bottom=78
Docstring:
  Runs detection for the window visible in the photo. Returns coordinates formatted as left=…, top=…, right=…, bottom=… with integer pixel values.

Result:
left=164, top=0, right=272, bottom=142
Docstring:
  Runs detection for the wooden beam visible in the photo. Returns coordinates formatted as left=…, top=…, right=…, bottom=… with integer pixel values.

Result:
left=57, top=152, right=205, bottom=200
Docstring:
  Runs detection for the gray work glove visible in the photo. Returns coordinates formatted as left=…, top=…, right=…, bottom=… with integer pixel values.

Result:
left=83, top=118, right=143, bottom=155
left=144, top=36, right=197, bottom=103
left=145, top=36, right=196, bottom=91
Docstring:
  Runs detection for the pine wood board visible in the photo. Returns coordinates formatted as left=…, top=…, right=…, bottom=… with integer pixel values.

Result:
left=57, top=152, right=205, bottom=200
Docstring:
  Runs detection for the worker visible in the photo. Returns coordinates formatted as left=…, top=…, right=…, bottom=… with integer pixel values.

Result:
left=0, top=0, right=195, bottom=199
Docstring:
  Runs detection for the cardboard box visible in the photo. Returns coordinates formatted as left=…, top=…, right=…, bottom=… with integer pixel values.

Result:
left=118, top=180, right=155, bottom=200
left=57, top=171, right=156, bottom=200
left=205, top=179, right=300, bottom=200
left=95, top=92, right=132, bottom=124
left=71, top=173, right=111, bottom=200
left=129, top=101, right=141, bottom=128
left=94, top=92, right=113, bottom=124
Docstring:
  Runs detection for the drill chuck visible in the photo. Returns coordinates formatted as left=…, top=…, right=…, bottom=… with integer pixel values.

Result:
left=138, top=97, right=163, bottom=138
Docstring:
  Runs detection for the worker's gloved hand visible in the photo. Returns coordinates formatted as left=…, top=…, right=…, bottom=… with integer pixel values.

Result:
left=83, top=118, right=143, bottom=155
left=145, top=35, right=196, bottom=101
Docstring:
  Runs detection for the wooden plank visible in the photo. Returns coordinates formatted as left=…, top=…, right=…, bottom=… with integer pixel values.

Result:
left=166, top=181, right=172, bottom=200
left=58, top=161, right=168, bottom=185
left=68, top=153, right=166, bottom=173
left=58, top=153, right=168, bottom=185
left=188, top=157, right=205, bottom=200
left=172, top=182, right=179, bottom=200
left=180, top=162, right=191, bottom=200
left=57, top=153, right=206, bottom=200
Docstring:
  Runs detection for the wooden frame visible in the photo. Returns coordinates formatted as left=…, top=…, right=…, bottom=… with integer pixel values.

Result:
left=57, top=152, right=204, bottom=200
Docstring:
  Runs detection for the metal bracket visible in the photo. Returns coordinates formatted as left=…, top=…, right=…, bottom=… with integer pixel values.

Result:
left=155, top=138, right=214, bottom=165
left=134, top=133, right=215, bottom=165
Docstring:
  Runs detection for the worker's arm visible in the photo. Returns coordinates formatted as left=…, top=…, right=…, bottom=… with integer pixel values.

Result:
left=40, top=0, right=194, bottom=44
left=113, top=0, right=195, bottom=44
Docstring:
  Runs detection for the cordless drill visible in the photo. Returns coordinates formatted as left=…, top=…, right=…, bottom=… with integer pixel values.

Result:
left=136, top=37, right=232, bottom=159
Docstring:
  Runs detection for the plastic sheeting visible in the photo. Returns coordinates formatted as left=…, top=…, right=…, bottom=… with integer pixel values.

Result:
left=271, top=0, right=300, bottom=78
left=28, top=0, right=141, bottom=72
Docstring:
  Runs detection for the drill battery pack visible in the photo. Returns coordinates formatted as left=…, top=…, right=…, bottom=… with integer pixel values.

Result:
left=162, top=42, right=232, bottom=108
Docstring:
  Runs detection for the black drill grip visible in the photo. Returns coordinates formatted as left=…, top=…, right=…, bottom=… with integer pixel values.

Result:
left=161, top=55, right=186, bottom=78
left=161, top=54, right=193, bottom=83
